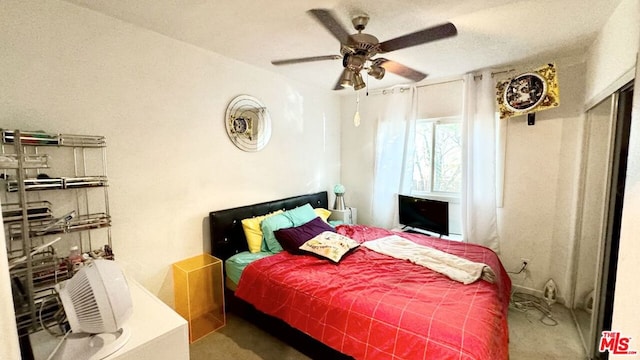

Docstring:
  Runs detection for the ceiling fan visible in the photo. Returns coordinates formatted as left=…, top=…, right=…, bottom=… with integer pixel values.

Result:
left=271, top=9, right=458, bottom=91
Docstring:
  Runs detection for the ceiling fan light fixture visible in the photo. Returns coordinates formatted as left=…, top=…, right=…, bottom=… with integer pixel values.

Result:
left=346, top=54, right=366, bottom=72
left=368, top=64, right=385, bottom=80
left=339, top=68, right=356, bottom=87
left=353, top=72, right=366, bottom=90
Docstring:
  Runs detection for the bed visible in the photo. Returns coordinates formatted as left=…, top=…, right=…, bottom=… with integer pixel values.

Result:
left=209, top=191, right=511, bottom=360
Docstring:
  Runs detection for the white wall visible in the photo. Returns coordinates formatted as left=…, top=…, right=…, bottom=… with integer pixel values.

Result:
left=584, top=0, right=640, bottom=105
left=340, top=90, right=385, bottom=225
left=497, top=56, right=586, bottom=302
left=0, top=0, right=339, bottom=310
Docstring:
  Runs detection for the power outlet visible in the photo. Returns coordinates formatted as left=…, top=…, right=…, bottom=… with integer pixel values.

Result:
left=519, top=258, right=530, bottom=278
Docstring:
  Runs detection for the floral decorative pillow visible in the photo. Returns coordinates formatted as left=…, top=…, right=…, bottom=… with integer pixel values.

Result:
left=299, top=231, right=359, bottom=263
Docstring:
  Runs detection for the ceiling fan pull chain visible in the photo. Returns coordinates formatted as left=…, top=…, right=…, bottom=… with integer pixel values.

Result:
left=366, top=73, right=370, bottom=96
left=353, top=92, right=361, bottom=127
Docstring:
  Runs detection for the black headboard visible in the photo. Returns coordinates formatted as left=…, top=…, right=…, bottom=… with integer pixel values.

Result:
left=209, top=191, right=329, bottom=261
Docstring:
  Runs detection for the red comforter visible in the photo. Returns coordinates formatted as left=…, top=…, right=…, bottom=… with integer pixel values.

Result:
left=235, top=225, right=511, bottom=360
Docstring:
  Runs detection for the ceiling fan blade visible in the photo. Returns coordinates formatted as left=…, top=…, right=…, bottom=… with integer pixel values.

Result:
left=308, top=9, right=351, bottom=45
left=378, top=22, right=457, bottom=53
left=271, top=55, right=341, bottom=66
left=376, top=58, right=428, bottom=82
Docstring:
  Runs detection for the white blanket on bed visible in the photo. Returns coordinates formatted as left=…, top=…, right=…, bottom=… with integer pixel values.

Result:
left=362, top=235, right=496, bottom=284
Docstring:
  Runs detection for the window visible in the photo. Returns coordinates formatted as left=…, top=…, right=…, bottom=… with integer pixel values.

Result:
left=412, top=117, right=462, bottom=196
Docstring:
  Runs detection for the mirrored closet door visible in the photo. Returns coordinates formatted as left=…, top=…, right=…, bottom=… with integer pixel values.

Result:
left=572, top=82, right=634, bottom=359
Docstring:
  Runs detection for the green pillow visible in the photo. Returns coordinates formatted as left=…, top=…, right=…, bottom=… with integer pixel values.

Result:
left=261, top=203, right=317, bottom=253
left=260, top=213, right=294, bottom=252
left=285, top=203, right=318, bottom=225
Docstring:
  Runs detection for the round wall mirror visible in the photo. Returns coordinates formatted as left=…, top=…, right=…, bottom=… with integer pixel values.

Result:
left=225, top=95, right=272, bottom=152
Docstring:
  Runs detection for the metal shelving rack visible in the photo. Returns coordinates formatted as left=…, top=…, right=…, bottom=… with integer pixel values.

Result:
left=1, top=129, right=112, bottom=337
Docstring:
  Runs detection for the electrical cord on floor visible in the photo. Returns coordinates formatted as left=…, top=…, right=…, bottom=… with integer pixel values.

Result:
left=510, top=291, right=558, bottom=326
left=508, top=262, right=558, bottom=326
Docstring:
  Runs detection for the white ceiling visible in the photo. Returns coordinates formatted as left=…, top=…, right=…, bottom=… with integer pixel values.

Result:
left=63, top=0, right=621, bottom=93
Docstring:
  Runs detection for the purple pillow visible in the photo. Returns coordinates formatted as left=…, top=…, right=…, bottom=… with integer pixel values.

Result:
left=274, top=217, right=335, bottom=253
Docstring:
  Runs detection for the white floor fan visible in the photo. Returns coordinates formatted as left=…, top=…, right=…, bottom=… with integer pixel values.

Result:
left=49, top=259, right=133, bottom=360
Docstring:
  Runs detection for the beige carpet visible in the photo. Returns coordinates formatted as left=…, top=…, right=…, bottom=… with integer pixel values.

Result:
left=508, top=302, right=586, bottom=360
left=189, top=312, right=310, bottom=360
left=191, top=304, right=586, bottom=360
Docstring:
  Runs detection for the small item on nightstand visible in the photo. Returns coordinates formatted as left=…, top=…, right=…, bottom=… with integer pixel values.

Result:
left=333, top=184, right=346, bottom=210
left=104, top=244, right=114, bottom=259
left=68, top=245, right=83, bottom=271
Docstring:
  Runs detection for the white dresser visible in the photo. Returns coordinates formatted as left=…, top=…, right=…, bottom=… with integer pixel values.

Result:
left=31, top=278, right=189, bottom=360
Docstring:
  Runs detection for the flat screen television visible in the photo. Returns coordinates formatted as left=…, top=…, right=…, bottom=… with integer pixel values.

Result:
left=398, top=194, right=449, bottom=236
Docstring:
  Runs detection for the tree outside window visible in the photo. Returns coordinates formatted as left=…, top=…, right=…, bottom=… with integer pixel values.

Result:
left=412, top=117, right=462, bottom=196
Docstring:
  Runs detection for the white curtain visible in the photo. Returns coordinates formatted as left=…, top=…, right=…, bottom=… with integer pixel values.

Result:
left=461, top=72, right=500, bottom=252
left=371, top=87, right=417, bottom=229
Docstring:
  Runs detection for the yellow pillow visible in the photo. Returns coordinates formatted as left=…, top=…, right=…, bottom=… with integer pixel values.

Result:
left=242, top=210, right=283, bottom=253
left=314, top=208, right=332, bottom=222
